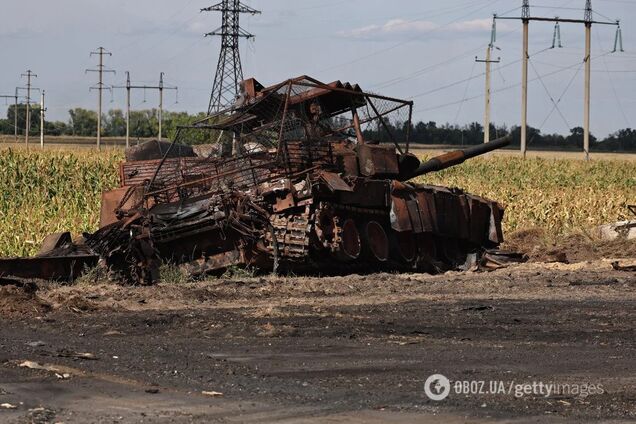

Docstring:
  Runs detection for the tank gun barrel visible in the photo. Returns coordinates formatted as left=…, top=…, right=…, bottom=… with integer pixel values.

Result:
left=404, top=135, right=511, bottom=180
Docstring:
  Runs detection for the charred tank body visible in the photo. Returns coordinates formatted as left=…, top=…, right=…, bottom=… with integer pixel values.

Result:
left=0, top=76, right=511, bottom=284
left=84, top=76, right=510, bottom=283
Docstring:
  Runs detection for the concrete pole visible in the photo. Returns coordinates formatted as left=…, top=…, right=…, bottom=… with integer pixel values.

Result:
left=14, top=89, right=18, bottom=142
left=23, top=71, right=35, bottom=147
left=521, top=20, right=529, bottom=158
left=126, top=72, right=131, bottom=149
left=584, top=23, right=592, bottom=161
left=158, top=72, right=164, bottom=141
left=97, top=51, right=103, bottom=151
left=484, top=46, right=492, bottom=144
left=40, top=90, right=45, bottom=149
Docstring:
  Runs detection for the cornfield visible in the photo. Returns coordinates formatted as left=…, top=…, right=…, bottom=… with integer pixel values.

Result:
left=0, top=148, right=633, bottom=257
left=0, top=148, right=121, bottom=257
left=417, top=156, right=635, bottom=238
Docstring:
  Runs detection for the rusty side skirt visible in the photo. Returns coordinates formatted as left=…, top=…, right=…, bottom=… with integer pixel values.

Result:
left=0, top=255, right=98, bottom=282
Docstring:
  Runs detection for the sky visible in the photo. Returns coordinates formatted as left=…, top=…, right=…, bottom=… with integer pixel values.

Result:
left=1, top=0, right=635, bottom=138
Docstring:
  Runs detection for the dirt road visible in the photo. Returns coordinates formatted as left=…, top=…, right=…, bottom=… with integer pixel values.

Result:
left=1, top=259, right=635, bottom=423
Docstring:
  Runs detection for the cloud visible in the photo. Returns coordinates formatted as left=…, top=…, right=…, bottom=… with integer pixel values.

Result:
left=338, top=18, right=507, bottom=40
left=449, top=19, right=496, bottom=32
left=0, top=28, right=42, bottom=39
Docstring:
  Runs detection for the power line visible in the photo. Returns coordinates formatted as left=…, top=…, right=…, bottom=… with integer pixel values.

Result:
left=318, top=0, right=502, bottom=73
left=535, top=60, right=583, bottom=132
left=595, top=28, right=631, bottom=129
left=86, top=47, right=115, bottom=150
left=113, top=72, right=178, bottom=147
left=414, top=56, right=590, bottom=112
left=409, top=46, right=552, bottom=99
left=453, top=61, right=478, bottom=124
left=20, top=70, right=39, bottom=147
left=495, top=0, right=622, bottom=160
left=369, top=18, right=522, bottom=91
left=0, top=89, right=21, bottom=142
left=529, top=57, right=572, bottom=129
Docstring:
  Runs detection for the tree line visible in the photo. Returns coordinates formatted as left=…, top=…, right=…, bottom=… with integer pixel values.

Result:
left=364, top=120, right=636, bottom=152
left=1, top=105, right=635, bottom=152
left=0, top=105, right=205, bottom=140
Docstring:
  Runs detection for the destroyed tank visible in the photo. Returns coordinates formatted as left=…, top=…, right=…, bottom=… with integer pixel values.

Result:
left=85, top=76, right=511, bottom=284
left=0, top=76, right=511, bottom=284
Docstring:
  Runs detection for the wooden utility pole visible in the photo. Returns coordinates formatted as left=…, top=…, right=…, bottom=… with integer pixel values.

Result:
left=86, top=47, right=115, bottom=150
left=496, top=0, right=620, bottom=160
left=476, top=45, right=500, bottom=144
left=21, top=70, right=37, bottom=147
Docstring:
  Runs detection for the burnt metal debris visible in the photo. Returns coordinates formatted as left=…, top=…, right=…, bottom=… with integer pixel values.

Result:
left=0, top=76, right=512, bottom=284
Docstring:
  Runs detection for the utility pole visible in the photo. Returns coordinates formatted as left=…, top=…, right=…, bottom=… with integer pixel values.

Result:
left=21, top=70, right=37, bottom=147
left=40, top=90, right=45, bottom=148
left=476, top=21, right=501, bottom=144
left=496, top=1, right=620, bottom=160
left=203, top=0, right=261, bottom=114
left=86, top=47, right=115, bottom=150
left=159, top=72, right=164, bottom=140
left=583, top=0, right=592, bottom=161
left=521, top=0, right=529, bottom=158
left=113, top=73, right=177, bottom=145
left=0, top=90, right=20, bottom=142
left=125, top=72, right=131, bottom=148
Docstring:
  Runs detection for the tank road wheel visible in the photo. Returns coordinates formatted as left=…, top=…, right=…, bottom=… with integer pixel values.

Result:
left=436, top=237, right=467, bottom=267
left=390, top=230, right=417, bottom=265
left=333, top=218, right=361, bottom=262
left=360, top=220, right=389, bottom=262
left=416, top=233, right=437, bottom=260
left=414, top=233, right=441, bottom=272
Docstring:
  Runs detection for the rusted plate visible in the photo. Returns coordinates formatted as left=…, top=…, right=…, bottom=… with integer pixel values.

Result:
left=456, top=194, right=471, bottom=240
left=319, top=171, right=353, bottom=192
left=357, top=144, right=399, bottom=177
left=488, top=202, right=505, bottom=244
left=414, top=191, right=437, bottom=233
left=37, top=232, right=72, bottom=256
left=406, top=199, right=424, bottom=234
left=100, top=186, right=144, bottom=228
left=180, top=250, right=246, bottom=276
left=273, top=192, right=296, bottom=213
left=390, top=195, right=412, bottom=232
left=432, top=188, right=459, bottom=238
left=466, top=196, right=490, bottom=245
left=339, top=179, right=389, bottom=207
left=0, top=255, right=98, bottom=282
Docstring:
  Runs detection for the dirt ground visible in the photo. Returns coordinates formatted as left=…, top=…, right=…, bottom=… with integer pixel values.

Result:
left=0, top=241, right=635, bottom=423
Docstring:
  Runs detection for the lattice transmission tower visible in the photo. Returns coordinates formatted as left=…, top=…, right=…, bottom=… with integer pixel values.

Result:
left=203, top=1, right=261, bottom=115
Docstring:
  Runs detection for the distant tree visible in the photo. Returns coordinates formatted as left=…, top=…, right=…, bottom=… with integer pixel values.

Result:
left=104, top=109, right=126, bottom=137
left=565, top=126, right=596, bottom=149
left=68, top=108, right=98, bottom=136
left=4, top=104, right=42, bottom=135
left=0, top=119, right=11, bottom=134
